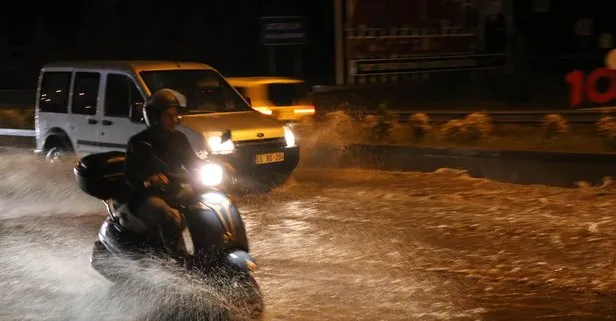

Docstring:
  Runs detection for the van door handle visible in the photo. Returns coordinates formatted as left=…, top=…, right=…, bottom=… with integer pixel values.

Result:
left=87, top=119, right=98, bottom=125
left=102, top=120, right=113, bottom=126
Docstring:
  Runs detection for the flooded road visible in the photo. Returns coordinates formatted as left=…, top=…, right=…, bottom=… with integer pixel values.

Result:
left=1, top=149, right=616, bottom=320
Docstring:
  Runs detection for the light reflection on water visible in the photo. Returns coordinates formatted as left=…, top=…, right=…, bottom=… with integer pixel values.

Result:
left=0, top=150, right=480, bottom=320
left=0, top=149, right=611, bottom=320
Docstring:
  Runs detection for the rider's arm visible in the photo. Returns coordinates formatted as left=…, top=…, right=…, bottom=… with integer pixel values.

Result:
left=177, top=132, right=202, bottom=170
left=124, top=137, right=154, bottom=191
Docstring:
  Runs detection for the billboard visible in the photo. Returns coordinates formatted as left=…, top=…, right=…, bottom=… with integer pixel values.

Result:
left=338, top=0, right=505, bottom=84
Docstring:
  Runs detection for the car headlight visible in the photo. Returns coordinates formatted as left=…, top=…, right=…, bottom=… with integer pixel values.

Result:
left=199, top=163, right=224, bottom=186
left=283, top=126, right=296, bottom=147
left=207, top=136, right=235, bottom=154
left=252, top=106, right=273, bottom=115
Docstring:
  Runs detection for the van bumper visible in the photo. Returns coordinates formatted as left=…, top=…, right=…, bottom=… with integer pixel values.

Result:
left=210, top=145, right=300, bottom=187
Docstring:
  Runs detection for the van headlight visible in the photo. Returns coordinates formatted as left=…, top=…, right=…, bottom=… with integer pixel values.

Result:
left=283, top=126, right=296, bottom=147
left=199, top=163, right=224, bottom=186
left=207, top=136, right=235, bottom=154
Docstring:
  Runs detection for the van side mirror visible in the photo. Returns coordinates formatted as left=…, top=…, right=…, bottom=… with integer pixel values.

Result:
left=244, top=96, right=252, bottom=107
left=130, top=101, right=146, bottom=123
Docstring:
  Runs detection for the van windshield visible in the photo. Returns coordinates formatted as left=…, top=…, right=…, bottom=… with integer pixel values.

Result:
left=140, top=69, right=252, bottom=114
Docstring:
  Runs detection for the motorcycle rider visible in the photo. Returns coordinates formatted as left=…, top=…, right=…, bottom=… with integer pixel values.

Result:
left=123, top=88, right=199, bottom=264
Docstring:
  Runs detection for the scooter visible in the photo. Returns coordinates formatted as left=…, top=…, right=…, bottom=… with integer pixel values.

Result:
left=73, top=143, right=263, bottom=317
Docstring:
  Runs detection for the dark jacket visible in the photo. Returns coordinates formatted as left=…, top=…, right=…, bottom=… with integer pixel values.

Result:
left=124, top=127, right=200, bottom=204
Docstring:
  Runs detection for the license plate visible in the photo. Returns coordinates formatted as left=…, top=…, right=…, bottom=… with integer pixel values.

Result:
left=255, top=152, right=284, bottom=165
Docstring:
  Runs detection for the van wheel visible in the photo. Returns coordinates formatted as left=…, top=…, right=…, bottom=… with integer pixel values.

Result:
left=44, top=138, right=73, bottom=164
left=45, top=146, right=66, bottom=163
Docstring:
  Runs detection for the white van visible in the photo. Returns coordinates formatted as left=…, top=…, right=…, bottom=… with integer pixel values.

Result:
left=34, top=61, right=300, bottom=187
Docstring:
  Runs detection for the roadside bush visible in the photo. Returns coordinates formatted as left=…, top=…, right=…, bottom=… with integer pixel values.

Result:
left=361, top=102, right=396, bottom=141
left=542, top=114, right=570, bottom=139
left=319, top=110, right=363, bottom=144
left=371, top=103, right=396, bottom=141
left=463, top=112, right=493, bottom=141
left=383, top=113, right=414, bottom=143
left=440, top=112, right=493, bottom=143
left=408, top=112, right=432, bottom=140
left=597, top=115, right=616, bottom=137
left=361, top=114, right=380, bottom=129
left=441, top=119, right=468, bottom=142
left=596, top=115, right=616, bottom=149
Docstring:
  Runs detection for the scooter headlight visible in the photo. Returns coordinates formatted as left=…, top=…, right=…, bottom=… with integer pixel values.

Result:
left=198, top=163, right=224, bottom=186
left=283, top=126, right=296, bottom=147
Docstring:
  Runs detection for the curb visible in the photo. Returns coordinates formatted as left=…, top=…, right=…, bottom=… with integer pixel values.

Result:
left=304, top=144, right=616, bottom=188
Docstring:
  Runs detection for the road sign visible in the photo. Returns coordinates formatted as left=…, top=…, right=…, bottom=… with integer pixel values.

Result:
left=260, top=16, right=307, bottom=46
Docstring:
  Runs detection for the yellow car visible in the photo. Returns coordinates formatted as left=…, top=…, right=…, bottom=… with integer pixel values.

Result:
left=227, top=77, right=315, bottom=123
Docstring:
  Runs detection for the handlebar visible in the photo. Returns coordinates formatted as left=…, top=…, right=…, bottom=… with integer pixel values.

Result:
left=148, top=166, right=220, bottom=197
left=134, top=141, right=224, bottom=191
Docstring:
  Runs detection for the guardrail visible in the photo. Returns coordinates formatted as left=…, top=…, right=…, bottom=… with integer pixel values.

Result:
left=0, top=129, right=35, bottom=137
left=1, top=108, right=616, bottom=139
left=0, top=87, right=614, bottom=124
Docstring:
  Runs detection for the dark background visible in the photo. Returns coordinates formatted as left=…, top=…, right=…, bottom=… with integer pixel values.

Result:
left=0, top=0, right=334, bottom=89
left=0, top=0, right=615, bottom=107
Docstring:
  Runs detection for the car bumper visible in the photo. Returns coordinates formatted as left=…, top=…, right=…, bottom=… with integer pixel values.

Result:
left=210, top=145, right=300, bottom=185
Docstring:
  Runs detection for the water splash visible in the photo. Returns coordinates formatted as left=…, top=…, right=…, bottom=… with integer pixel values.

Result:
left=0, top=150, right=262, bottom=320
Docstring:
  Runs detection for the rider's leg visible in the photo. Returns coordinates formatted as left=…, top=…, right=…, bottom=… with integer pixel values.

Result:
left=137, top=196, right=189, bottom=262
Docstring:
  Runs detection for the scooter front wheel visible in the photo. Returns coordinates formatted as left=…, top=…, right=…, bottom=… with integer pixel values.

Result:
left=229, top=272, right=264, bottom=320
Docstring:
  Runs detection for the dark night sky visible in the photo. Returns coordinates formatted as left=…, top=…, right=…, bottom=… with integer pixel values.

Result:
left=2, top=1, right=616, bottom=90
left=0, top=1, right=335, bottom=87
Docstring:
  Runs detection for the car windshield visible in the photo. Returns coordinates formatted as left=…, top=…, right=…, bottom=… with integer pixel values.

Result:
left=140, top=69, right=252, bottom=114
left=267, top=82, right=310, bottom=106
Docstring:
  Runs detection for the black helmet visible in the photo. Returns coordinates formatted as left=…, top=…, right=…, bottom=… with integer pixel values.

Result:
left=143, top=88, right=186, bottom=127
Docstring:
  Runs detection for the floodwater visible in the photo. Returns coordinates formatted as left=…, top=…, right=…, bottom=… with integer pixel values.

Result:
left=1, top=148, right=616, bottom=320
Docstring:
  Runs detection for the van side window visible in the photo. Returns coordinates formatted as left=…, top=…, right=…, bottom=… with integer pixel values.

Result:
left=72, top=72, right=100, bottom=115
left=39, top=72, right=71, bottom=113
left=105, top=74, right=143, bottom=118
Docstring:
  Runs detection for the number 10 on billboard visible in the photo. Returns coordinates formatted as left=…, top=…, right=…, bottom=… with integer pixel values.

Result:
left=566, top=68, right=616, bottom=107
